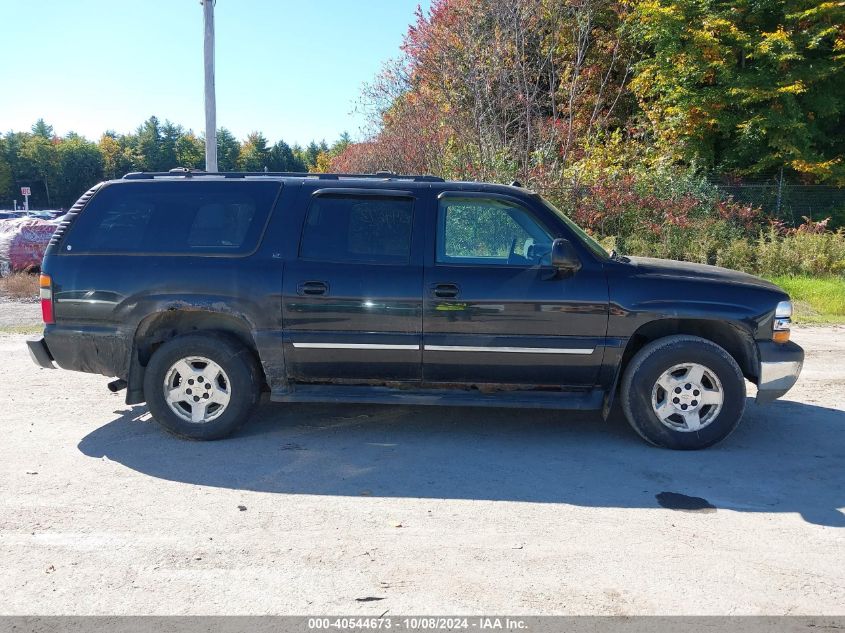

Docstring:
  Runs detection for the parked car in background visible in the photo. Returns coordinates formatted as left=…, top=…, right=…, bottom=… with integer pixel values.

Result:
left=0, top=211, right=28, bottom=220
left=27, top=170, right=803, bottom=449
left=0, top=210, right=64, bottom=221
left=0, top=215, right=59, bottom=274
left=23, top=210, right=62, bottom=220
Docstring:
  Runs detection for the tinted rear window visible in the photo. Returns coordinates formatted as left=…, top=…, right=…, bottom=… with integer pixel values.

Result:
left=63, top=181, right=280, bottom=255
left=299, top=194, right=414, bottom=264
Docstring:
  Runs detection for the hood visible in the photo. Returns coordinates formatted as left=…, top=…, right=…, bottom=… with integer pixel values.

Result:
left=625, top=256, right=785, bottom=294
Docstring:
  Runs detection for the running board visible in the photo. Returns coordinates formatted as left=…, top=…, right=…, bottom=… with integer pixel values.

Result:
left=270, top=384, right=604, bottom=410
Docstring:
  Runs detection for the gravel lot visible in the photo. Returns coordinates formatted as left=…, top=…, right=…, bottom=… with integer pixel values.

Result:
left=0, top=297, right=39, bottom=328
left=0, top=318, right=843, bottom=615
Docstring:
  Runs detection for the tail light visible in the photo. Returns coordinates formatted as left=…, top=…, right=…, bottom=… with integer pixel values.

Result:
left=40, top=273, right=54, bottom=324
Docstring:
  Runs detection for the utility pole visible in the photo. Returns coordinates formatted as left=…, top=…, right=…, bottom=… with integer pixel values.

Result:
left=202, top=0, right=218, bottom=172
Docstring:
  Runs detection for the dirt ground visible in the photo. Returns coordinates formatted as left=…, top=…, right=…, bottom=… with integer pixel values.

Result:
left=0, top=315, right=843, bottom=615
left=0, top=297, right=39, bottom=328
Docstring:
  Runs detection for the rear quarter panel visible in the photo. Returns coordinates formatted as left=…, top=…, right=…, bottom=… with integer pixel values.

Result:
left=41, top=181, right=299, bottom=383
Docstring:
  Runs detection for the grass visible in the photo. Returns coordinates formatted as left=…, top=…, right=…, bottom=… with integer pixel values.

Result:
left=0, top=324, right=43, bottom=335
left=766, top=275, right=845, bottom=325
left=0, top=272, right=39, bottom=300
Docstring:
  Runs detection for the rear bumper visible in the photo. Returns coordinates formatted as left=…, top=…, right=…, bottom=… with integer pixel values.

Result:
left=26, top=336, right=55, bottom=369
left=42, top=325, right=128, bottom=378
left=756, top=340, right=804, bottom=403
left=25, top=325, right=127, bottom=377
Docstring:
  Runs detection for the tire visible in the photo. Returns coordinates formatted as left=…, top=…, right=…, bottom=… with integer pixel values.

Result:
left=620, top=334, right=746, bottom=450
left=143, top=332, right=261, bottom=440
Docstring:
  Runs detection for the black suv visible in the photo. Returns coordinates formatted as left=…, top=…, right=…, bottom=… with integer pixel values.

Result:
left=27, top=170, right=803, bottom=449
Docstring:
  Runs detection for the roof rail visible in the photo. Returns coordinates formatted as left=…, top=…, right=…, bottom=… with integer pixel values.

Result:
left=122, top=169, right=445, bottom=183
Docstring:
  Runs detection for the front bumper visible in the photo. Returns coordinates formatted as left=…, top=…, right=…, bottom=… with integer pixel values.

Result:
left=756, top=340, right=803, bottom=403
left=26, top=336, right=55, bottom=369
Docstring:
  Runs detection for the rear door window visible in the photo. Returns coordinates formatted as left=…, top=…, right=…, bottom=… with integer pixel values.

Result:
left=299, top=194, right=414, bottom=264
left=64, top=181, right=280, bottom=255
left=188, top=201, right=256, bottom=248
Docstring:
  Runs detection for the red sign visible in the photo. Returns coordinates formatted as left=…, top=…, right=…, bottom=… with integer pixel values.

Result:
left=20, top=187, right=31, bottom=196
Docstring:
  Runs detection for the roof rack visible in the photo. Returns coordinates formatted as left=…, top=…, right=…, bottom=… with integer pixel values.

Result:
left=122, top=168, right=444, bottom=183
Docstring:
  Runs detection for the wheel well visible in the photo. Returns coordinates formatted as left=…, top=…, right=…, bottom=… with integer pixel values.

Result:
left=132, top=310, right=266, bottom=387
left=619, top=319, right=759, bottom=382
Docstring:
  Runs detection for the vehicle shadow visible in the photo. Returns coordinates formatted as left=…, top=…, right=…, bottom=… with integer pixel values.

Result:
left=78, top=397, right=845, bottom=527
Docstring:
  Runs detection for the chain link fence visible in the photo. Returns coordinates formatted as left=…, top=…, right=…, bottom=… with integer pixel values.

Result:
left=709, top=179, right=845, bottom=228
left=541, top=179, right=845, bottom=229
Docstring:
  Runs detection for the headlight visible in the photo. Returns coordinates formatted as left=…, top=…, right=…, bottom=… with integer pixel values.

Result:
left=773, top=300, right=792, bottom=343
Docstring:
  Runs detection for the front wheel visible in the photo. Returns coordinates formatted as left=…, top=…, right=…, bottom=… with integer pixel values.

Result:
left=620, top=335, right=746, bottom=450
left=143, top=333, right=261, bottom=440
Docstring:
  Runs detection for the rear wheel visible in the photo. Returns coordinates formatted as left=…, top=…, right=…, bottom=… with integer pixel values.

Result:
left=144, top=333, right=261, bottom=440
left=620, top=335, right=746, bottom=449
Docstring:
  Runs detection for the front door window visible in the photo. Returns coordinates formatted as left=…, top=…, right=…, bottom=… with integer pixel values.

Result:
left=437, top=197, right=553, bottom=267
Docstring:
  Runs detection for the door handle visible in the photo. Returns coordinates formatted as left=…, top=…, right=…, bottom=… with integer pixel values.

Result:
left=431, top=283, right=460, bottom=299
left=298, top=281, right=329, bottom=296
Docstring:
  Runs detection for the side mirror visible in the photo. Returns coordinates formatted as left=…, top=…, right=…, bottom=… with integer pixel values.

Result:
left=550, top=238, right=581, bottom=273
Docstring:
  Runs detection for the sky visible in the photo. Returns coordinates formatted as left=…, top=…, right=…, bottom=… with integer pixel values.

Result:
left=0, top=0, right=427, bottom=147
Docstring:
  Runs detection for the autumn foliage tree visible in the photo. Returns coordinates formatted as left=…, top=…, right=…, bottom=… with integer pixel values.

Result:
left=335, top=0, right=844, bottom=188
left=630, top=0, right=845, bottom=183
left=334, top=0, right=634, bottom=184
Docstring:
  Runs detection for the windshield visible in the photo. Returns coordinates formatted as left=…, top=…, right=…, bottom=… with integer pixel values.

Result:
left=537, top=196, right=610, bottom=260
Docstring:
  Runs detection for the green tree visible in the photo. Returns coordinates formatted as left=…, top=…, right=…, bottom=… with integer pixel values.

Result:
left=2, top=132, right=27, bottom=201
left=31, top=118, right=54, bottom=140
left=134, top=116, right=163, bottom=171
left=99, top=132, right=137, bottom=180
left=304, top=141, right=321, bottom=168
left=55, top=135, right=104, bottom=207
left=331, top=132, right=352, bottom=156
left=291, top=144, right=308, bottom=169
left=238, top=132, right=271, bottom=171
left=216, top=128, right=241, bottom=171
left=0, top=137, right=12, bottom=204
left=175, top=132, right=205, bottom=169
left=268, top=139, right=307, bottom=172
left=20, top=134, right=58, bottom=206
left=629, top=0, right=845, bottom=182
left=159, top=120, right=182, bottom=170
